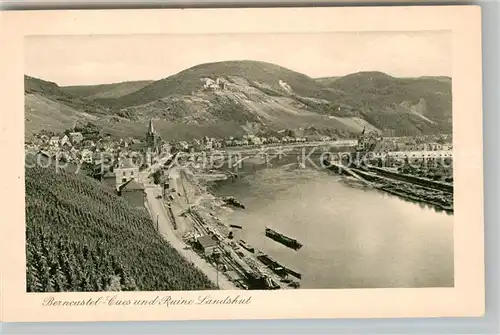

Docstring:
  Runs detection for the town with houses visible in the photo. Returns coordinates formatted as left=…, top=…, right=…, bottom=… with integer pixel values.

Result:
left=25, top=121, right=453, bottom=169
left=25, top=119, right=454, bottom=209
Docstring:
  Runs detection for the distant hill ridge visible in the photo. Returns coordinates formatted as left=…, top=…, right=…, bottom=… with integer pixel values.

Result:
left=24, top=60, right=452, bottom=138
left=96, top=60, right=326, bottom=108
left=62, top=80, right=154, bottom=100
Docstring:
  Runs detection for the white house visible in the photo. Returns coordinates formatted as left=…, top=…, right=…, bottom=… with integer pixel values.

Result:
left=178, top=141, right=189, bottom=151
left=69, top=132, right=84, bottom=144
left=80, top=149, right=93, bottom=163
left=250, top=136, right=262, bottom=145
left=60, top=135, right=71, bottom=147
left=49, top=136, right=60, bottom=146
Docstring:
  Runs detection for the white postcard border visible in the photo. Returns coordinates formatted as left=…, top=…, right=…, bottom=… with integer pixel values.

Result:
left=0, top=6, right=484, bottom=322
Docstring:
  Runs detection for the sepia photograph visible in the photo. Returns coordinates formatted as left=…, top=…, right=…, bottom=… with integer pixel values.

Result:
left=24, top=31, right=455, bottom=293
left=0, top=6, right=484, bottom=322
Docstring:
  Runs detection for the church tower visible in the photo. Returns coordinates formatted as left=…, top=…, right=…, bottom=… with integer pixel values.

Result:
left=356, top=127, right=368, bottom=152
left=148, top=119, right=154, bottom=134
left=146, top=119, right=156, bottom=147
left=146, top=119, right=161, bottom=155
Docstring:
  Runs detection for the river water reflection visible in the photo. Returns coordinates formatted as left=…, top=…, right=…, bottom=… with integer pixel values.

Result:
left=210, top=161, right=454, bottom=289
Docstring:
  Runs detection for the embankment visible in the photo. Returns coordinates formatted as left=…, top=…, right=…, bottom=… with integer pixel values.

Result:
left=366, top=166, right=453, bottom=193
left=352, top=168, right=453, bottom=212
left=323, top=160, right=453, bottom=212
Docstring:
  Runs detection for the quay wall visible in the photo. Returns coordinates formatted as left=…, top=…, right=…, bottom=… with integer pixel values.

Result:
left=366, top=166, right=453, bottom=193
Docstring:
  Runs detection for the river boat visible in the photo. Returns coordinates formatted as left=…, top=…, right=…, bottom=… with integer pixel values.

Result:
left=265, top=227, right=303, bottom=250
left=223, top=196, right=246, bottom=209
left=285, top=267, right=302, bottom=280
left=256, top=252, right=287, bottom=277
left=238, top=240, right=255, bottom=253
left=256, top=250, right=302, bottom=280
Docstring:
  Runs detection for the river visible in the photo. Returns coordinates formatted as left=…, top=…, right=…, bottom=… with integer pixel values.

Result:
left=209, top=157, right=454, bottom=289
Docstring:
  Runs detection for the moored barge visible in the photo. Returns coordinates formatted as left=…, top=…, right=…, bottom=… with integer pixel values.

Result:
left=256, top=251, right=302, bottom=280
left=239, top=240, right=255, bottom=253
left=230, top=224, right=243, bottom=229
left=223, top=196, right=246, bottom=209
left=265, top=227, right=303, bottom=250
left=256, top=252, right=287, bottom=277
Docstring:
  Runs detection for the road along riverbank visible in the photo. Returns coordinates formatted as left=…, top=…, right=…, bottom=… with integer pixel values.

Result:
left=142, top=171, right=238, bottom=290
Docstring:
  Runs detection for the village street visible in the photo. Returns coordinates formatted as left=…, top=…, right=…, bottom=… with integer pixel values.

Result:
left=141, top=170, right=238, bottom=290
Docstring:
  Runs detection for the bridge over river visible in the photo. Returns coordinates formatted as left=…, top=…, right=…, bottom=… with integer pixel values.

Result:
left=170, top=142, right=358, bottom=166
left=147, top=142, right=361, bottom=180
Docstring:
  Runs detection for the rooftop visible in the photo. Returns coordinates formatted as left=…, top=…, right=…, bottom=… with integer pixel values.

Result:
left=118, top=179, right=145, bottom=192
left=116, top=158, right=137, bottom=169
left=102, top=170, right=116, bottom=178
left=197, top=235, right=217, bottom=249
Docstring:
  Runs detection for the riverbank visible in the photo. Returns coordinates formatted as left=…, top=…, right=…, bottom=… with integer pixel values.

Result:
left=159, top=165, right=302, bottom=290
left=351, top=168, right=454, bottom=213
left=379, top=185, right=453, bottom=213
left=323, top=161, right=454, bottom=213
left=208, top=163, right=454, bottom=288
left=146, top=153, right=455, bottom=289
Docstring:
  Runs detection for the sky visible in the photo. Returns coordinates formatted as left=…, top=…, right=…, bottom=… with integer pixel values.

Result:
left=25, top=31, right=451, bottom=86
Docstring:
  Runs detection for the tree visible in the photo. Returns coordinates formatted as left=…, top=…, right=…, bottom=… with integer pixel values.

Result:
left=75, top=122, right=101, bottom=140
left=404, top=156, right=410, bottom=168
left=152, top=170, right=162, bottom=185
